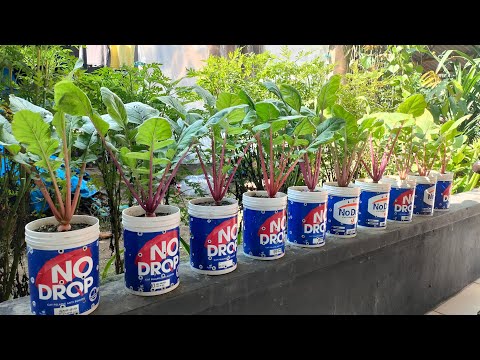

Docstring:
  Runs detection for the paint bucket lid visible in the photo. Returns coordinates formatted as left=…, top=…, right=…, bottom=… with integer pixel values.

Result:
left=380, top=175, right=416, bottom=189
left=25, top=215, right=99, bottom=250
left=322, top=182, right=361, bottom=197
left=407, top=173, right=437, bottom=185
left=188, top=197, right=238, bottom=219
left=287, top=186, right=328, bottom=203
left=243, top=191, right=287, bottom=211
left=122, top=205, right=180, bottom=233
left=354, top=178, right=391, bottom=192
left=430, top=170, right=454, bottom=181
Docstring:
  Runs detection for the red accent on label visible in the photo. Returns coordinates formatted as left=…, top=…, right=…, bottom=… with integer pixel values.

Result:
left=257, top=210, right=286, bottom=236
left=204, top=217, right=237, bottom=247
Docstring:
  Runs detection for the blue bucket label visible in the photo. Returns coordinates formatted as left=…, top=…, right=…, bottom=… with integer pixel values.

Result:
left=189, top=215, right=238, bottom=272
left=413, top=183, right=436, bottom=215
left=243, top=207, right=286, bottom=258
left=326, top=195, right=359, bottom=236
left=387, top=187, right=415, bottom=222
left=434, top=180, right=452, bottom=210
left=358, top=191, right=389, bottom=228
left=27, top=240, right=100, bottom=315
left=124, top=227, right=180, bottom=294
left=287, top=200, right=327, bottom=246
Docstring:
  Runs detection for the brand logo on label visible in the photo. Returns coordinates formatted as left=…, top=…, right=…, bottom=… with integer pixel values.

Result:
left=135, top=233, right=179, bottom=276
left=333, top=199, right=358, bottom=224
left=258, top=210, right=286, bottom=245
left=303, top=204, right=326, bottom=234
left=423, top=186, right=436, bottom=205
left=36, top=247, right=93, bottom=301
left=442, top=183, right=452, bottom=202
left=367, top=194, right=388, bottom=217
left=393, top=189, right=414, bottom=213
left=205, top=218, right=238, bottom=257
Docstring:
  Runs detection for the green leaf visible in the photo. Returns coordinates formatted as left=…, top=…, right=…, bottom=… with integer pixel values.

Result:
left=206, top=105, right=247, bottom=126
left=136, top=118, right=172, bottom=147
left=255, top=102, right=280, bottom=121
left=54, top=80, right=93, bottom=117
left=238, top=89, right=255, bottom=108
left=317, top=75, right=341, bottom=112
left=263, top=81, right=284, bottom=101
left=101, top=87, right=128, bottom=129
left=125, top=102, right=160, bottom=125
left=294, top=138, right=309, bottom=146
left=280, top=84, right=302, bottom=112
left=294, top=118, right=315, bottom=136
left=222, top=165, right=233, bottom=174
left=415, top=110, right=436, bottom=138
left=157, top=96, right=187, bottom=119
left=252, top=123, right=271, bottom=133
left=242, top=109, right=257, bottom=125
left=11, top=110, right=60, bottom=170
left=271, top=119, right=287, bottom=133
left=216, top=92, right=243, bottom=110
left=120, top=147, right=137, bottom=168
left=0, top=114, right=20, bottom=153
left=397, top=94, right=426, bottom=117
left=9, top=95, right=54, bottom=122
left=90, top=112, right=110, bottom=137
left=331, top=104, right=355, bottom=123
left=176, top=120, right=208, bottom=152
left=101, top=114, right=122, bottom=132
left=193, top=85, right=216, bottom=109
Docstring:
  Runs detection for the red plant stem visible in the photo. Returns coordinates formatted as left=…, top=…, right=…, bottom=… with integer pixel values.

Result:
left=256, top=133, right=270, bottom=194
left=361, top=159, right=375, bottom=180
left=217, top=131, right=228, bottom=200
left=211, top=134, right=218, bottom=194
left=219, top=141, right=252, bottom=199
left=97, top=132, right=145, bottom=211
left=148, top=143, right=154, bottom=203
left=151, top=161, right=172, bottom=210
left=195, top=147, right=215, bottom=196
left=275, top=147, right=292, bottom=191
left=69, top=162, right=87, bottom=219
left=331, top=142, right=341, bottom=185
left=269, top=127, right=274, bottom=190
left=276, top=158, right=301, bottom=193
left=61, top=125, right=72, bottom=221
left=31, top=176, right=63, bottom=221
left=153, top=147, right=192, bottom=210
left=299, top=154, right=311, bottom=189
left=313, top=148, right=322, bottom=188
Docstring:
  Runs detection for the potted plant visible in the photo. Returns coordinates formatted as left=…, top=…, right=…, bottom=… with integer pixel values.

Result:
left=431, top=115, right=470, bottom=210
left=242, top=86, right=306, bottom=259
left=406, top=108, right=440, bottom=216
left=188, top=89, right=252, bottom=274
left=264, top=81, right=344, bottom=247
left=3, top=84, right=100, bottom=315
left=355, top=95, right=419, bottom=229
left=57, top=81, right=205, bottom=296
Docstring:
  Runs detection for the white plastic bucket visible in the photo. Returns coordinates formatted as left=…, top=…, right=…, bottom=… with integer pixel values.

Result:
left=242, top=191, right=287, bottom=260
left=287, top=186, right=328, bottom=247
left=407, top=173, right=438, bottom=216
left=25, top=215, right=100, bottom=316
left=379, top=175, right=416, bottom=222
left=322, top=182, right=360, bottom=238
left=430, top=171, right=454, bottom=211
left=122, top=205, right=181, bottom=296
left=188, top=197, right=239, bottom=275
left=354, top=179, right=390, bottom=230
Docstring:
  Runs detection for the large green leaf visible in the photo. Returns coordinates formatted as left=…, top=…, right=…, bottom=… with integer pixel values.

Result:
left=397, top=94, right=426, bottom=117
left=216, top=92, right=243, bottom=110
left=101, top=114, right=122, bottom=132
left=176, top=119, right=208, bottom=152
left=90, top=112, right=110, bottom=137
left=280, top=84, right=301, bottom=112
left=120, top=147, right=137, bottom=169
left=136, top=118, right=172, bottom=147
left=101, top=87, right=128, bottom=129
left=11, top=110, right=60, bottom=170
left=313, top=118, right=346, bottom=145
left=9, top=95, right=53, bottom=123
left=252, top=123, right=271, bottom=133
left=238, top=89, right=255, bottom=109
left=317, top=75, right=341, bottom=113
left=331, top=104, right=355, bottom=123
left=125, top=102, right=160, bottom=125
left=263, top=81, right=284, bottom=101
left=294, top=118, right=315, bottom=136
left=54, top=80, right=93, bottom=117
left=255, top=102, right=280, bottom=121
left=271, top=119, right=288, bottom=133
left=206, top=104, right=248, bottom=126
left=194, top=85, right=216, bottom=109
left=0, top=115, right=20, bottom=154
left=157, top=96, right=187, bottom=119
left=415, top=109, right=436, bottom=138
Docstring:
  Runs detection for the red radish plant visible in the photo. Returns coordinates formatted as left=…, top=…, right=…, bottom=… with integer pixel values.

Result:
left=411, top=108, right=440, bottom=176
left=54, top=81, right=207, bottom=217
left=359, top=94, right=425, bottom=182
left=2, top=87, right=98, bottom=231
left=193, top=90, right=253, bottom=204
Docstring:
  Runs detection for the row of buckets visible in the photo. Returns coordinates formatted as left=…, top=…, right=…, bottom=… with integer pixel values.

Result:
left=24, top=171, right=452, bottom=315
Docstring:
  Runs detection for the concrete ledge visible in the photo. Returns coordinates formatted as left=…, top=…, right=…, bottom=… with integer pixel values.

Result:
left=2, top=190, right=480, bottom=315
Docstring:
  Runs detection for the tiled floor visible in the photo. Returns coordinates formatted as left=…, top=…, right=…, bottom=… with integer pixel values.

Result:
left=426, top=278, right=480, bottom=315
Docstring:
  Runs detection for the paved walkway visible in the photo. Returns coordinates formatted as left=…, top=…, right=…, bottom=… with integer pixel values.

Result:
left=426, top=278, right=480, bottom=315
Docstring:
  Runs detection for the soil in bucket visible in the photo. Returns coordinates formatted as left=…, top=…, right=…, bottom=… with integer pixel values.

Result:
left=194, top=200, right=233, bottom=206
left=36, top=223, right=91, bottom=232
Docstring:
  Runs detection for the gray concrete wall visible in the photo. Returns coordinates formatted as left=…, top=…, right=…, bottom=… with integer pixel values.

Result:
left=2, top=190, right=480, bottom=315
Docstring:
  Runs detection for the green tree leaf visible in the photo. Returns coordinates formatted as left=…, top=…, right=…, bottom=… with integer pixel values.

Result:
left=101, top=87, right=128, bottom=129
left=216, top=92, right=243, bottom=110
left=54, top=80, right=93, bottom=117
left=255, top=102, right=280, bottom=121
left=397, top=94, right=427, bottom=117
left=317, top=75, right=341, bottom=113
left=280, top=84, right=301, bottom=112
left=136, top=118, right=172, bottom=147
